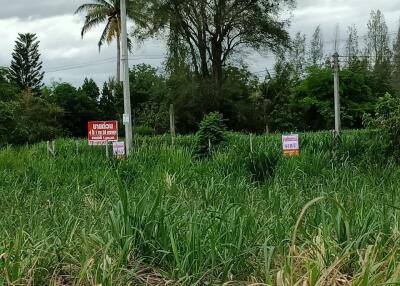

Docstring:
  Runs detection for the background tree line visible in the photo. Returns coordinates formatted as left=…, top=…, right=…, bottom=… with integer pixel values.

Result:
left=1, top=6, right=400, bottom=146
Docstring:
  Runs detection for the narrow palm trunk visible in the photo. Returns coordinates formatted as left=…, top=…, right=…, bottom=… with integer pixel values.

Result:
left=117, top=34, right=121, bottom=82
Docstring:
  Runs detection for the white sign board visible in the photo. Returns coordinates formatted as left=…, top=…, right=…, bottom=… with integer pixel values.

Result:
left=282, top=134, right=300, bottom=156
left=113, top=141, right=126, bottom=158
left=123, top=114, right=130, bottom=125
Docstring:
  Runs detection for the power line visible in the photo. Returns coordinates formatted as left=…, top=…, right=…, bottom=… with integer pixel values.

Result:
left=44, top=55, right=167, bottom=73
left=46, top=58, right=116, bottom=73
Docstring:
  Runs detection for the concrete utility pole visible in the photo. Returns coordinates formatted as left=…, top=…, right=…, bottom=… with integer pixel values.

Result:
left=333, top=52, right=341, bottom=135
left=120, top=0, right=133, bottom=156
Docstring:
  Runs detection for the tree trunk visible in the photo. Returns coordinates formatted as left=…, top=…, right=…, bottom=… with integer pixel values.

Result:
left=211, top=36, right=224, bottom=109
left=117, top=34, right=121, bottom=82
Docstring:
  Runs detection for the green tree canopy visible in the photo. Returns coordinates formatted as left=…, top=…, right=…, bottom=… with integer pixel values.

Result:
left=80, top=78, right=100, bottom=100
left=134, top=0, right=295, bottom=112
left=0, top=67, right=19, bottom=101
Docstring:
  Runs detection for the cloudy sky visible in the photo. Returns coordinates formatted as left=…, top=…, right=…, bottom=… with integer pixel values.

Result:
left=0, top=0, right=399, bottom=86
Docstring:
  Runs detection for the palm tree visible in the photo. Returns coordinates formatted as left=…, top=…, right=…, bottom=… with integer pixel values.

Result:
left=75, top=0, right=127, bottom=82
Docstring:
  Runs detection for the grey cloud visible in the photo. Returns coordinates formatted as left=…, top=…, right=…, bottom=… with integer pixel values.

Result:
left=0, top=0, right=86, bottom=19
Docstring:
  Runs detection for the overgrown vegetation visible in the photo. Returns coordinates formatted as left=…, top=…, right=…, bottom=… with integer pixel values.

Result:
left=2, top=10, right=400, bottom=146
left=195, top=112, right=226, bottom=157
left=365, top=93, right=400, bottom=161
left=1, top=131, right=400, bottom=285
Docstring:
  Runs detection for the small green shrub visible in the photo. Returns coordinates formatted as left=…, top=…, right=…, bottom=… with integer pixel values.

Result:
left=195, top=112, right=226, bottom=157
left=247, top=151, right=280, bottom=183
left=134, top=125, right=156, bottom=136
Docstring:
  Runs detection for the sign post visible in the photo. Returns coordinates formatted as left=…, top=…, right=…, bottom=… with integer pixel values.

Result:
left=88, top=121, right=118, bottom=146
left=282, top=134, right=300, bottom=157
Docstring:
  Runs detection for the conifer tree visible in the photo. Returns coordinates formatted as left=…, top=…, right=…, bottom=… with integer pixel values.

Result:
left=99, top=82, right=117, bottom=120
left=81, top=78, right=100, bottom=100
left=8, top=33, right=44, bottom=94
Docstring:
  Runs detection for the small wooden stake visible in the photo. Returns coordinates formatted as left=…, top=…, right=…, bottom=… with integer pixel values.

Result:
left=170, top=104, right=176, bottom=146
left=47, top=140, right=55, bottom=157
left=106, top=140, right=109, bottom=159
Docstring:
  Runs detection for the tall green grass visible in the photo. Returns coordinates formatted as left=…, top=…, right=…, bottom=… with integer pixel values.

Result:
left=0, top=131, right=399, bottom=285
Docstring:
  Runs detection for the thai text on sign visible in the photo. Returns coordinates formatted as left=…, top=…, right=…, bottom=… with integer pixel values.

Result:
left=282, top=134, right=300, bottom=157
left=88, top=121, right=118, bottom=145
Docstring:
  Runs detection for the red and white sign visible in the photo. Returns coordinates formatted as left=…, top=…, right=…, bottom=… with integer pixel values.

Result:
left=113, top=142, right=126, bottom=159
left=88, top=121, right=118, bottom=145
left=282, top=134, right=300, bottom=157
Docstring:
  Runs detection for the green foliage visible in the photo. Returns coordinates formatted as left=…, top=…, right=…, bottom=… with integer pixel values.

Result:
left=195, top=112, right=226, bottom=157
left=8, top=33, right=44, bottom=94
left=133, top=125, right=156, bottom=136
left=50, top=82, right=100, bottom=137
left=0, top=67, right=19, bottom=101
left=291, top=64, right=377, bottom=131
left=0, top=101, right=20, bottom=146
left=393, top=25, right=400, bottom=94
left=367, top=93, right=400, bottom=161
left=129, top=64, right=170, bottom=133
left=1, top=132, right=400, bottom=284
left=166, top=68, right=202, bottom=133
left=134, top=0, right=294, bottom=112
left=259, top=60, right=298, bottom=132
left=247, top=150, right=280, bottom=183
left=0, top=93, right=63, bottom=146
left=99, top=81, right=120, bottom=121
left=220, top=66, right=260, bottom=131
left=80, top=77, right=100, bottom=100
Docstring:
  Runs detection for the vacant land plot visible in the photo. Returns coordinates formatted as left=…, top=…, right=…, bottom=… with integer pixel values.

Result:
left=1, top=132, right=400, bottom=285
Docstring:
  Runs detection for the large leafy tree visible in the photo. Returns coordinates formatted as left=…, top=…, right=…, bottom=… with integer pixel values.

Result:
left=50, top=83, right=100, bottom=137
left=293, top=65, right=374, bottom=131
left=136, top=0, right=294, bottom=112
left=8, top=33, right=44, bottom=94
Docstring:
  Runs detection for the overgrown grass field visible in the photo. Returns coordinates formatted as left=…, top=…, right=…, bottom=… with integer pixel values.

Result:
left=1, top=131, right=400, bottom=285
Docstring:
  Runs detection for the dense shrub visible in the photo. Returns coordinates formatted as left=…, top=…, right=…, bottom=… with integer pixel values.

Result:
left=134, top=125, right=156, bottom=136
left=365, top=93, right=400, bottom=162
left=247, top=151, right=280, bottom=183
left=0, top=93, right=63, bottom=146
left=195, top=112, right=226, bottom=157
